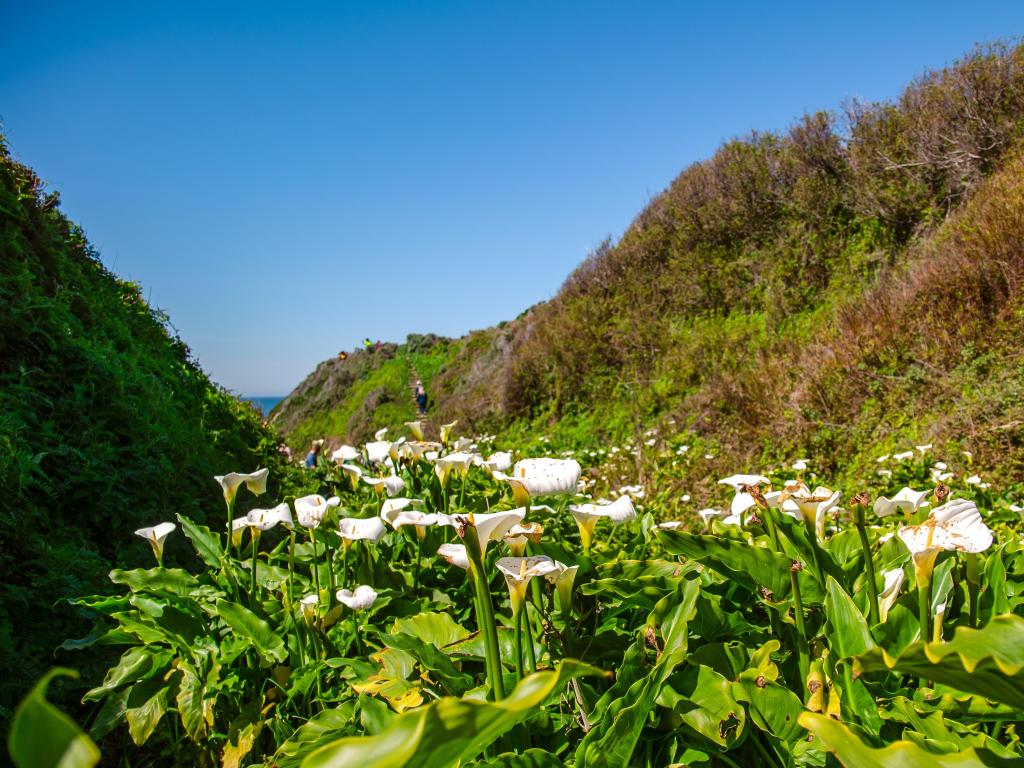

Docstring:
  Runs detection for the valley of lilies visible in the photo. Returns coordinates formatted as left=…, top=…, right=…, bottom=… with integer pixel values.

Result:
left=37, top=423, right=1024, bottom=767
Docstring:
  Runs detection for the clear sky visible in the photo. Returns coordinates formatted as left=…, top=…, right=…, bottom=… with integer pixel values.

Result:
left=3, top=2, right=1023, bottom=396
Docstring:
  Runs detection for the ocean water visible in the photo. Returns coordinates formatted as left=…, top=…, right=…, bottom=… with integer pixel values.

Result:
left=246, top=396, right=284, bottom=416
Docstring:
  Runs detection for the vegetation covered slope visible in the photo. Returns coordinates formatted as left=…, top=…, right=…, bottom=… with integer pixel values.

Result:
left=0, top=137, right=288, bottom=720
left=278, top=41, right=1024, bottom=491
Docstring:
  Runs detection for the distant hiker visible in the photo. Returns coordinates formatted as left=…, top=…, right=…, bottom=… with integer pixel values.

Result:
left=278, top=442, right=293, bottom=462
left=363, top=338, right=373, bottom=352
left=414, top=379, right=428, bottom=415
left=375, top=339, right=383, bottom=353
left=338, top=350, right=348, bottom=361
left=305, top=439, right=324, bottom=469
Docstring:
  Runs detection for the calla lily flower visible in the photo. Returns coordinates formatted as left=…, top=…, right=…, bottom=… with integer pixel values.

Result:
left=337, top=516, right=387, bottom=543
left=878, top=568, right=905, bottom=622
left=496, top=556, right=558, bottom=614
left=364, top=441, right=392, bottom=465
left=388, top=438, right=407, bottom=463
left=404, top=441, right=442, bottom=462
left=134, top=522, right=176, bottom=564
left=569, top=495, right=636, bottom=551
left=340, top=463, right=363, bottom=490
left=916, top=444, right=933, bottom=454
left=437, top=543, right=470, bottom=570
left=362, top=474, right=406, bottom=497
left=440, top=420, right=458, bottom=446
left=453, top=436, right=474, bottom=452
left=374, top=428, right=388, bottom=440
left=294, top=494, right=341, bottom=529
left=501, top=458, right=582, bottom=505
left=404, top=421, right=425, bottom=440
left=458, top=508, right=526, bottom=555
left=718, top=474, right=771, bottom=490
left=214, top=468, right=269, bottom=505
left=898, top=498, right=993, bottom=584
left=380, top=499, right=437, bottom=535
left=873, top=487, right=931, bottom=517
left=299, top=594, right=319, bottom=624
left=331, top=445, right=360, bottom=462
left=780, top=484, right=841, bottom=539
left=792, top=459, right=809, bottom=472
left=246, top=502, right=293, bottom=531
left=697, top=508, right=727, bottom=527
left=434, top=451, right=477, bottom=487
left=504, top=522, right=544, bottom=557
left=652, top=520, right=686, bottom=531
left=336, top=585, right=378, bottom=611
left=230, top=516, right=254, bottom=547
left=893, top=451, right=915, bottom=461
left=545, top=560, right=580, bottom=614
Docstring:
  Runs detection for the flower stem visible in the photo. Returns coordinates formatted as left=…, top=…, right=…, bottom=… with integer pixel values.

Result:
left=790, top=567, right=810, bottom=692
left=855, top=510, right=880, bottom=626
left=249, top=534, right=259, bottom=607
left=465, top=532, right=505, bottom=700
left=965, top=553, right=980, bottom=628
left=310, top=530, right=322, bottom=605
left=524, top=604, right=538, bottom=673
left=513, top=606, right=524, bottom=682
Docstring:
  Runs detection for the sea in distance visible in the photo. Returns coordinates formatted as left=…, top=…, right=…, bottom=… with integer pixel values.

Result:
left=245, top=396, right=283, bottom=416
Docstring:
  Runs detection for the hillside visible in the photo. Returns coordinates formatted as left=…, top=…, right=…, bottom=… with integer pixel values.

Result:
left=0, top=138, right=291, bottom=719
left=277, top=42, right=1024, bottom=496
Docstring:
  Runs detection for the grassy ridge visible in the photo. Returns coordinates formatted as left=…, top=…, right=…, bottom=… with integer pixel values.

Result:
left=276, top=41, right=1024, bottom=496
left=0, top=136, right=290, bottom=720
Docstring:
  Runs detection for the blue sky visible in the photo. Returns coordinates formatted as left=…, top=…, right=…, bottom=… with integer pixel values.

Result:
left=3, top=2, right=1023, bottom=395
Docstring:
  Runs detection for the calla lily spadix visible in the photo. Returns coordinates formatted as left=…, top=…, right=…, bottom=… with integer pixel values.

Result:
left=362, top=474, right=406, bottom=497
left=134, top=522, right=176, bottom=564
left=404, top=421, right=425, bottom=441
left=437, top=543, right=470, bottom=570
left=878, top=567, right=905, bottom=622
left=570, top=495, right=636, bottom=552
left=214, top=468, right=269, bottom=505
left=498, top=458, right=582, bottom=506
left=496, top=556, right=558, bottom=614
left=897, top=498, right=993, bottom=585
left=336, top=585, right=378, bottom=611
left=364, top=440, right=392, bottom=465
left=294, top=494, right=340, bottom=529
left=440, top=420, right=458, bottom=446
left=337, top=516, right=387, bottom=543
left=873, top=487, right=931, bottom=518
left=331, top=445, right=360, bottom=463
left=545, top=560, right=580, bottom=614
left=504, top=522, right=544, bottom=557
left=434, top=451, right=477, bottom=487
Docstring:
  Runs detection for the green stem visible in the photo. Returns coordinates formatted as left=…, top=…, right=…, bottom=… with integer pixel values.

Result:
left=524, top=604, right=538, bottom=672
left=310, top=529, right=322, bottom=604
left=761, top=504, right=781, bottom=552
left=855, top=512, right=880, bottom=626
left=249, top=534, right=259, bottom=607
left=966, top=553, right=980, bottom=629
left=465, top=531, right=504, bottom=700
left=918, top=574, right=931, bottom=688
left=790, top=568, right=809, bottom=692
left=414, top=530, right=423, bottom=594
left=513, top=606, right=524, bottom=682
left=352, top=611, right=364, bottom=657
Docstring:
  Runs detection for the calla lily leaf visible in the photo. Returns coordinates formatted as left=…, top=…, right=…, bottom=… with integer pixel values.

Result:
left=8, top=667, right=100, bottom=768
left=215, top=600, right=287, bottom=664
left=799, top=712, right=1020, bottom=767
left=854, top=614, right=1024, bottom=709
left=176, top=514, right=224, bottom=568
left=300, top=661, right=605, bottom=768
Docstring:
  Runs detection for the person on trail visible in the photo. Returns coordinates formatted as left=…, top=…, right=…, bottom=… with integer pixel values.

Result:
left=375, top=339, right=383, bottom=353
left=305, top=439, right=324, bottom=469
left=363, top=338, right=373, bottom=352
left=414, top=380, right=428, bottom=415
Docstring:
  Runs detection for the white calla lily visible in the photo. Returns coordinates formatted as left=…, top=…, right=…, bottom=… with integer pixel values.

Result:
left=299, top=594, right=318, bottom=624
left=404, top=441, right=442, bottom=462
left=545, top=560, right=580, bottom=614
left=134, top=522, right=176, bottom=564
left=459, top=508, right=526, bottom=555
left=404, top=421, right=425, bottom=441
left=331, top=445, right=360, bottom=462
left=434, top=451, right=477, bottom=487
left=496, top=556, right=558, bottom=614
left=337, top=516, right=387, bottom=543
left=898, top=498, right=993, bottom=585
left=502, top=458, right=581, bottom=505
left=374, top=428, right=388, bottom=440
left=214, top=468, right=269, bottom=505
left=873, top=487, right=931, bottom=518
left=230, top=517, right=251, bottom=547
left=440, top=420, right=458, bottom=446
left=878, top=568, right=905, bottom=623
left=336, top=585, right=378, bottom=611
left=893, top=451, right=915, bottom=461
left=482, top=451, right=513, bottom=473
left=362, top=474, right=406, bottom=497
left=569, top=495, right=636, bottom=551
left=246, top=502, right=293, bottom=531
left=364, top=440, right=392, bottom=465
left=340, top=463, right=363, bottom=490
left=504, top=522, right=544, bottom=557
left=437, top=543, right=471, bottom=570
left=718, top=474, right=771, bottom=490
left=781, top=484, right=841, bottom=539
left=294, top=494, right=341, bottom=529
left=380, top=499, right=437, bottom=534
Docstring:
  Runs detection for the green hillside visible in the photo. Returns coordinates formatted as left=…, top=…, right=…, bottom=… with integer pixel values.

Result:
left=277, top=41, right=1024, bottom=498
left=0, top=137, right=292, bottom=719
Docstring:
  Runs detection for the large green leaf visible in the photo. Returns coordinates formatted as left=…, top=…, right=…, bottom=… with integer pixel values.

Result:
left=471, top=749, right=565, bottom=767
left=855, top=614, right=1024, bottom=709
left=392, top=611, right=470, bottom=646
left=655, top=530, right=824, bottom=603
left=8, top=668, right=101, bottom=768
left=300, top=661, right=605, bottom=768
left=177, top=514, right=224, bottom=568
left=124, top=676, right=174, bottom=746
left=215, top=599, right=287, bottom=663
left=657, top=664, right=745, bottom=748
left=83, top=647, right=171, bottom=702
left=109, top=568, right=198, bottom=596
left=799, top=712, right=1021, bottom=766
left=825, top=577, right=874, bottom=658
left=574, top=578, right=700, bottom=767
